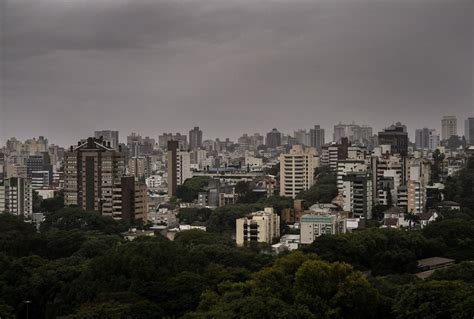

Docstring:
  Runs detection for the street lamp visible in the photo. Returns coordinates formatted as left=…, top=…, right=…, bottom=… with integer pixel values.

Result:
left=23, top=301, right=31, bottom=319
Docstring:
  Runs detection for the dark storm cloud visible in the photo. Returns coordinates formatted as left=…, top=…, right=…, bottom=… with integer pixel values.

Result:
left=1, top=0, right=473, bottom=146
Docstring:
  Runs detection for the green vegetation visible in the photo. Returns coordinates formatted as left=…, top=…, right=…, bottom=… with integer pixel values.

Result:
left=0, top=214, right=272, bottom=319
left=0, top=207, right=473, bottom=318
left=176, top=176, right=210, bottom=202
left=1, top=159, right=473, bottom=318
left=297, top=167, right=338, bottom=205
left=444, top=157, right=474, bottom=210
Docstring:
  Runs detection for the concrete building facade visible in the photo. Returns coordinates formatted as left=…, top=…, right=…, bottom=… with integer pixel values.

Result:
left=236, top=207, right=280, bottom=246
left=279, top=145, right=318, bottom=198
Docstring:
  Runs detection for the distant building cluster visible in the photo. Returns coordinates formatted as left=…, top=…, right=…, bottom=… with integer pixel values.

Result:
left=0, top=116, right=473, bottom=243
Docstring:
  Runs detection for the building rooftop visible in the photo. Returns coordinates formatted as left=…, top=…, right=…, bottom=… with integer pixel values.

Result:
left=417, top=257, right=455, bottom=268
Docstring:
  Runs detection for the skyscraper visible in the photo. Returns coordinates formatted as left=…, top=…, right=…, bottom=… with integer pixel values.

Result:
left=465, top=117, right=474, bottom=145
left=378, top=123, right=408, bottom=156
left=26, top=152, right=53, bottom=185
left=94, top=130, right=119, bottom=149
left=441, top=116, right=457, bottom=141
left=167, top=140, right=192, bottom=197
left=415, top=128, right=438, bottom=150
left=189, top=126, right=203, bottom=150
left=294, top=129, right=310, bottom=146
left=266, top=128, right=282, bottom=148
left=310, top=125, right=325, bottom=150
left=167, top=141, right=179, bottom=197
left=64, top=137, right=125, bottom=215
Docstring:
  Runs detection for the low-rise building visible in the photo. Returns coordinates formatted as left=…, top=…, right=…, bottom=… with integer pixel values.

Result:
left=300, top=213, right=347, bottom=245
left=236, top=207, right=280, bottom=246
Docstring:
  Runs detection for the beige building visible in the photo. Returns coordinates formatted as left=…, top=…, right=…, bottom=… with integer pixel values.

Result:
left=64, top=137, right=125, bottom=216
left=128, top=156, right=152, bottom=181
left=236, top=207, right=280, bottom=246
left=279, top=145, right=318, bottom=198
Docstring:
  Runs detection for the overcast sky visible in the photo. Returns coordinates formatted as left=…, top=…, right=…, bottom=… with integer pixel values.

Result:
left=1, top=0, right=473, bottom=147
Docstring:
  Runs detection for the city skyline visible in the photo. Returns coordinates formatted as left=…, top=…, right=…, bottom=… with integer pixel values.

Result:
left=1, top=117, right=471, bottom=149
left=1, top=0, right=473, bottom=146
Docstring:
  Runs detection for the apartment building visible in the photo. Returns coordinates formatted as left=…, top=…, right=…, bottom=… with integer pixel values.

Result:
left=236, top=207, right=280, bottom=246
left=279, top=145, right=318, bottom=198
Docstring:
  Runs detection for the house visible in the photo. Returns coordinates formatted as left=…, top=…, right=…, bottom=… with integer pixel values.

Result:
left=437, top=201, right=461, bottom=211
left=418, top=211, right=439, bottom=228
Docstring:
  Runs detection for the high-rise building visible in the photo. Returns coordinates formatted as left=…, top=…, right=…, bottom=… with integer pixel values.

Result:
left=94, top=130, right=119, bottom=149
left=64, top=137, right=125, bottom=215
left=342, top=172, right=373, bottom=219
left=250, top=133, right=264, bottom=149
left=465, top=117, right=474, bottom=145
left=333, top=122, right=363, bottom=143
left=112, top=176, right=148, bottom=222
left=279, top=145, right=318, bottom=198
left=0, top=177, right=32, bottom=218
left=126, top=133, right=155, bottom=156
left=236, top=207, right=280, bottom=246
left=352, top=126, right=373, bottom=144
left=159, top=133, right=188, bottom=150
left=336, top=160, right=367, bottom=194
left=310, top=125, right=325, bottom=150
left=189, top=126, right=203, bottom=150
left=128, top=156, right=152, bottom=181
left=167, top=141, right=192, bottom=197
left=441, top=116, right=457, bottom=141
left=27, top=152, right=53, bottom=185
left=266, top=128, right=282, bottom=148
left=294, top=129, right=311, bottom=146
left=31, top=171, right=50, bottom=190
left=127, top=132, right=143, bottom=157
left=378, top=122, right=408, bottom=156
left=167, top=141, right=179, bottom=197
left=415, top=128, right=439, bottom=150
left=429, top=131, right=440, bottom=150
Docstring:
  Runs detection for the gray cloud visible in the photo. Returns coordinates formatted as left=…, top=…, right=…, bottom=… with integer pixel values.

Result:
left=1, top=0, right=473, bottom=146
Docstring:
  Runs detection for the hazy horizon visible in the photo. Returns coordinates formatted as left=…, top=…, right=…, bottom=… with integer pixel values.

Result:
left=1, top=0, right=473, bottom=147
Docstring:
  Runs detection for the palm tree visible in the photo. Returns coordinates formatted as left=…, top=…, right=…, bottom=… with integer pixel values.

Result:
left=404, top=211, right=420, bottom=230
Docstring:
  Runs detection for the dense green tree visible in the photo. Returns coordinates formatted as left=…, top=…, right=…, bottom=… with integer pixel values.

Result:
left=177, top=207, right=212, bottom=225
left=40, top=190, right=65, bottom=213
left=297, top=171, right=338, bottom=205
left=33, top=191, right=42, bottom=213
left=422, top=218, right=474, bottom=260
left=393, top=280, right=474, bottom=319
left=176, top=176, right=210, bottom=202
left=303, top=228, right=439, bottom=275
left=235, top=181, right=263, bottom=203
left=40, top=207, right=128, bottom=235
left=188, top=252, right=383, bottom=319
left=430, top=261, right=474, bottom=283
left=0, top=214, right=41, bottom=257
left=444, top=157, right=474, bottom=210
left=206, top=203, right=264, bottom=233
left=431, top=149, right=445, bottom=183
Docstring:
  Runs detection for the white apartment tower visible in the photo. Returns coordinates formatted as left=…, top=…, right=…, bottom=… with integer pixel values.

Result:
left=279, top=145, right=318, bottom=198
